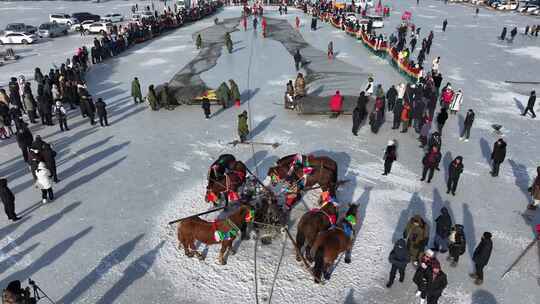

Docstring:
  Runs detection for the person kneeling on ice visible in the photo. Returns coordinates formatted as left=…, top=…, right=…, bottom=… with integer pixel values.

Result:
left=527, top=166, right=540, bottom=210
left=237, top=111, right=249, bottom=143
left=329, top=90, right=343, bottom=117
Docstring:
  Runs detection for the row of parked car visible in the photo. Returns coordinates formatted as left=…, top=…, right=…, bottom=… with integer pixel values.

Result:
left=454, top=0, right=540, bottom=15
left=0, top=11, right=134, bottom=45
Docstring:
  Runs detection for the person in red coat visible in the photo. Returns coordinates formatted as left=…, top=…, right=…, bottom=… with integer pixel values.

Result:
left=262, top=17, right=267, bottom=37
left=295, top=16, right=300, bottom=30
left=242, top=15, right=247, bottom=31
left=329, top=90, right=343, bottom=115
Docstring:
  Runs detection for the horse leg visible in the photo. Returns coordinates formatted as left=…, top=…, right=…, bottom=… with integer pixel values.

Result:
left=184, top=239, right=195, bottom=258
left=345, top=248, right=352, bottom=264
left=218, top=242, right=227, bottom=265
left=295, top=231, right=305, bottom=261
left=323, top=263, right=332, bottom=280
left=240, top=222, right=250, bottom=241
left=305, top=245, right=313, bottom=262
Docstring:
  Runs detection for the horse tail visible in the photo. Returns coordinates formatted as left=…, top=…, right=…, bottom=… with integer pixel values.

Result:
left=313, top=245, right=325, bottom=282
left=296, top=229, right=305, bottom=252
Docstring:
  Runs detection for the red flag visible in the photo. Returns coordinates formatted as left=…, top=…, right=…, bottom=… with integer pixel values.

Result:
left=376, top=0, right=383, bottom=14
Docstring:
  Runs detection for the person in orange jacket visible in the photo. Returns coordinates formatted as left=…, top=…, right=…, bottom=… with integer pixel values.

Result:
left=400, top=102, right=411, bottom=133
left=329, top=90, right=343, bottom=117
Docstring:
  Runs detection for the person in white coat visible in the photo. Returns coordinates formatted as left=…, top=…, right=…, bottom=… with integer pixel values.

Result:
left=365, top=77, right=374, bottom=96
left=397, top=83, right=406, bottom=102
left=432, top=57, right=440, bottom=74
left=449, top=89, right=463, bottom=115
left=35, top=162, right=54, bottom=203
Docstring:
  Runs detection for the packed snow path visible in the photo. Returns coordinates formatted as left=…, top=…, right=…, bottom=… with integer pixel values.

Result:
left=1, top=1, right=540, bottom=303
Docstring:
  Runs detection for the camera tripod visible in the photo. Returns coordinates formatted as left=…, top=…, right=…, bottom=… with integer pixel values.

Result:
left=28, top=279, right=56, bottom=304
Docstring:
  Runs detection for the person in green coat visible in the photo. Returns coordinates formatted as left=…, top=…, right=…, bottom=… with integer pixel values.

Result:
left=147, top=85, right=159, bottom=111
left=196, top=34, right=202, bottom=49
left=159, top=84, right=174, bottom=110
left=131, top=77, right=143, bottom=104
left=238, top=110, right=249, bottom=143
left=225, top=32, right=233, bottom=54
left=229, top=79, right=241, bottom=105
left=216, top=82, right=231, bottom=109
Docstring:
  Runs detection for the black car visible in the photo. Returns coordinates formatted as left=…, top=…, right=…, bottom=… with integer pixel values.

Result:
left=72, top=12, right=101, bottom=23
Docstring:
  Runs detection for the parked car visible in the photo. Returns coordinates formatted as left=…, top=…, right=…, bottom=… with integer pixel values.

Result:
left=49, top=14, right=77, bottom=26
left=85, top=22, right=113, bottom=35
left=131, top=11, right=154, bottom=22
left=38, top=22, right=69, bottom=38
left=519, top=3, right=539, bottom=13
left=102, top=13, right=124, bottom=23
left=4, top=23, right=37, bottom=35
left=0, top=32, right=37, bottom=45
left=72, top=12, right=101, bottom=23
left=71, top=20, right=95, bottom=32
left=495, top=0, right=519, bottom=10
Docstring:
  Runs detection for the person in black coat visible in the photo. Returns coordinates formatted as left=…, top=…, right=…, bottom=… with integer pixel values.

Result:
left=421, top=146, right=441, bottom=183
left=432, top=207, right=452, bottom=253
left=447, top=156, right=463, bottom=195
left=460, top=109, right=475, bottom=141
left=38, top=95, right=53, bottom=126
left=202, top=97, right=211, bottom=119
left=293, top=49, right=302, bottom=71
left=392, top=100, right=403, bottom=129
left=413, top=254, right=432, bottom=301
left=500, top=27, right=507, bottom=40
left=352, top=106, right=361, bottom=136
left=87, top=98, right=96, bottom=125
left=447, top=224, right=466, bottom=266
left=471, top=232, right=493, bottom=285
left=386, top=238, right=410, bottom=288
left=426, top=262, right=448, bottom=304
left=490, top=138, right=506, bottom=177
left=383, top=140, right=397, bottom=175
left=432, top=73, right=443, bottom=93
left=428, top=131, right=442, bottom=152
left=41, top=143, right=59, bottom=183
left=386, top=85, right=397, bottom=111
left=15, top=125, right=33, bottom=163
left=521, top=90, right=536, bottom=118
left=0, top=178, right=19, bottom=221
left=436, top=108, right=448, bottom=133
left=28, top=145, right=41, bottom=181
left=95, top=98, right=108, bottom=127
left=357, top=91, right=368, bottom=120
left=8, top=78, right=23, bottom=111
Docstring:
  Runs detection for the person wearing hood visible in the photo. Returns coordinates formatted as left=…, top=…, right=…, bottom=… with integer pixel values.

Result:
left=383, top=140, right=397, bottom=175
left=426, top=260, right=447, bottom=304
left=86, top=97, right=96, bottom=125
left=428, top=131, right=442, bottom=152
left=35, top=161, right=54, bottom=204
left=159, top=84, right=174, bottom=110
left=0, top=178, right=19, bottom=221
left=386, top=238, right=410, bottom=288
left=386, top=85, right=398, bottom=111
left=460, top=109, right=475, bottom=141
left=95, top=98, right=108, bottom=127
left=293, top=49, right=302, bottom=71
left=329, top=90, right=343, bottom=117
left=238, top=110, right=249, bottom=143
left=400, top=102, right=411, bottom=133
left=413, top=252, right=434, bottom=302
left=447, top=224, right=466, bottom=266
left=147, top=85, right=159, bottom=111
left=490, top=138, right=506, bottom=177
left=500, top=27, right=507, bottom=40
left=419, top=115, right=432, bottom=148
left=23, top=83, right=37, bottom=124
left=527, top=166, right=540, bottom=210
left=131, top=77, right=143, bottom=104
left=202, top=97, right=211, bottom=119
left=216, top=82, right=231, bottom=109
left=41, top=143, right=58, bottom=183
left=16, top=125, right=33, bottom=163
left=421, top=146, right=441, bottom=183
left=229, top=79, right=241, bottom=106
left=364, top=77, right=374, bottom=97
left=436, top=108, right=448, bottom=133
left=8, top=77, right=23, bottom=112
left=447, top=156, right=463, bottom=195
left=432, top=207, right=452, bottom=253
left=403, top=215, right=430, bottom=263
left=294, top=73, right=306, bottom=98
left=471, top=232, right=493, bottom=285
left=28, top=144, right=42, bottom=181
left=392, top=98, right=403, bottom=130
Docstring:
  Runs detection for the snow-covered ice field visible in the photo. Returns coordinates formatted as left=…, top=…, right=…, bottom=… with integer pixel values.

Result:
left=1, top=1, right=539, bottom=303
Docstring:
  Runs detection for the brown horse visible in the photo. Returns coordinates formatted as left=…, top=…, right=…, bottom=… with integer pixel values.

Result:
left=311, top=203, right=359, bottom=283
left=177, top=204, right=254, bottom=265
left=276, top=154, right=338, bottom=175
left=267, top=162, right=338, bottom=197
left=205, top=160, right=247, bottom=205
left=295, top=196, right=339, bottom=262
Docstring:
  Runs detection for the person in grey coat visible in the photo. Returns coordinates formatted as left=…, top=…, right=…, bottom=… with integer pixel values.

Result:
left=386, top=238, right=410, bottom=288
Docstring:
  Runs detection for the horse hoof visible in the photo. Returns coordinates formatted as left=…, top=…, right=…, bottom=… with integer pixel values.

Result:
left=345, top=257, right=351, bottom=264
left=296, top=255, right=302, bottom=262
left=186, top=253, right=194, bottom=258
left=197, top=255, right=205, bottom=261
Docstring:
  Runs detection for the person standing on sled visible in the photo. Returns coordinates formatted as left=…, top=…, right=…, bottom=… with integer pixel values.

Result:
left=238, top=110, right=249, bottom=143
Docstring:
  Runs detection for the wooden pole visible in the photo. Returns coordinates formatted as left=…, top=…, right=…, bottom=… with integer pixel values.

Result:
left=167, top=206, right=226, bottom=225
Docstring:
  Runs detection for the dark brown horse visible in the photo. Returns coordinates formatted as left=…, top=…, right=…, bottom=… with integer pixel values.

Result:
left=206, top=160, right=247, bottom=205
left=267, top=162, right=338, bottom=197
left=177, top=204, right=254, bottom=265
left=295, top=196, right=339, bottom=262
left=311, top=203, right=359, bottom=283
left=276, top=154, right=338, bottom=175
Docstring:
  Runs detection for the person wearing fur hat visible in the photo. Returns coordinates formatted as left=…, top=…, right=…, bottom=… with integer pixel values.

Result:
left=403, top=215, right=430, bottom=263
left=527, top=166, right=540, bottom=210
left=35, top=161, right=54, bottom=204
left=382, top=140, right=397, bottom=175
left=413, top=251, right=434, bottom=301
left=447, top=156, right=463, bottom=195
left=386, top=238, right=410, bottom=288
left=471, top=232, right=493, bottom=285
left=425, top=260, right=447, bottom=304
